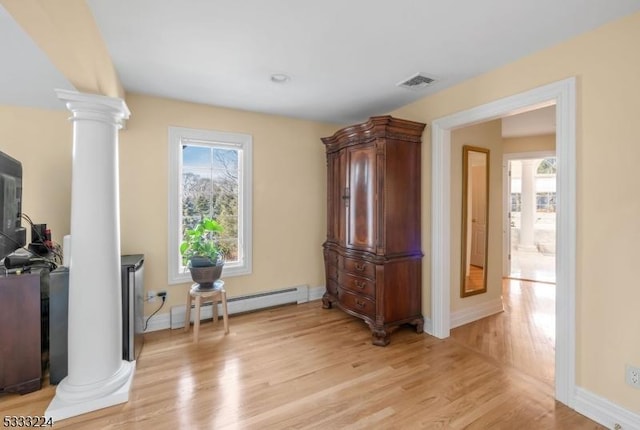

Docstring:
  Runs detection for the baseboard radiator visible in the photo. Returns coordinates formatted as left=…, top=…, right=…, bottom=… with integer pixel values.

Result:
left=170, top=284, right=310, bottom=329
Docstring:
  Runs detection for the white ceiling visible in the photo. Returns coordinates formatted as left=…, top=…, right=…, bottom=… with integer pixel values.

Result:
left=502, top=105, right=556, bottom=138
left=2, top=1, right=640, bottom=126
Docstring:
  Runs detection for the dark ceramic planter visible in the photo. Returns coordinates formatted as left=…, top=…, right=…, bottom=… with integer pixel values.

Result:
left=188, top=258, right=224, bottom=289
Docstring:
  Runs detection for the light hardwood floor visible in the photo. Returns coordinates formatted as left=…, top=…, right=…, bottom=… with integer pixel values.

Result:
left=1, top=292, right=602, bottom=429
left=452, top=278, right=556, bottom=387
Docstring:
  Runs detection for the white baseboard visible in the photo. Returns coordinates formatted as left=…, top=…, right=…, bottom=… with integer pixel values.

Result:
left=149, top=285, right=497, bottom=335
left=145, top=312, right=171, bottom=332
left=308, top=285, right=325, bottom=301
left=573, top=386, right=640, bottom=429
left=421, top=297, right=511, bottom=335
left=450, top=297, right=504, bottom=329
left=144, top=284, right=326, bottom=332
left=423, top=316, right=433, bottom=336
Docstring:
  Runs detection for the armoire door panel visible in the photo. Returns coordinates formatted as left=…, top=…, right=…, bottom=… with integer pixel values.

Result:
left=347, top=144, right=377, bottom=252
left=338, top=150, right=348, bottom=245
left=326, top=151, right=348, bottom=245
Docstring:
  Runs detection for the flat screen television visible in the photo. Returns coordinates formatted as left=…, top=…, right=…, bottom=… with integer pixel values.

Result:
left=0, top=150, right=26, bottom=261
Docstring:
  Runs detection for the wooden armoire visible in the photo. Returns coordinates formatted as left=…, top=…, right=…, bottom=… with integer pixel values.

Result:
left=321, top=116, right=426, bottom=346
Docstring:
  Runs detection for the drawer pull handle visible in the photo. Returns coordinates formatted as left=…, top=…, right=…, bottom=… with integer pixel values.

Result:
left=355, top=300, right=366, bottom=309
left=355, top=263, right=365, bottom=272
left=354, top=280, right=365, bottom=289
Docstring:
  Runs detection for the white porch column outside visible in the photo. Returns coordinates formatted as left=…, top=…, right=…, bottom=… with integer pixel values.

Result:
left=46, top=90, right=134, bottom=421
left=518, top=159, right=538, bottom=252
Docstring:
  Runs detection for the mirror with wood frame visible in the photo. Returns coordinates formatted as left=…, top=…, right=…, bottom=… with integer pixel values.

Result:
left=461, top=145, right=490, bottom=297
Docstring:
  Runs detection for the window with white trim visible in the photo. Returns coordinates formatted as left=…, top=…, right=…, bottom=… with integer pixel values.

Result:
left=168, top=126, right=252, bottom=284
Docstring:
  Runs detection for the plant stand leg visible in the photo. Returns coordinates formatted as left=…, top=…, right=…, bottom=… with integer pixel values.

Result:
left=194, top=295, right=201, bottom=342
left=221, top=290, right=229, bottom=334
left=184, top=289, right=192, bottom=332
left=213, top=296, right=219, bottom=326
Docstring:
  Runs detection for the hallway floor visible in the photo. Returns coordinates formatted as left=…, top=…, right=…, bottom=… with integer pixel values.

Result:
left=510, top=246, right=555, bottom=283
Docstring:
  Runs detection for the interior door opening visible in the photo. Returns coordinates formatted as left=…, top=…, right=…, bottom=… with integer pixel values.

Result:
left=431, top=78, right=576, bottom=406
left=506, top=156, right=557, bottom=284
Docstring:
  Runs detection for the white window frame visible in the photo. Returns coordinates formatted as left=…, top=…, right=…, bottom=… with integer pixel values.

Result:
left=168, top=126, right=252, bottom=284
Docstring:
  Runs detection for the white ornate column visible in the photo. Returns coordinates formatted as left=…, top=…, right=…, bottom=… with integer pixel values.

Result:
left=518, top=159, right=538, bottom=252
left=46, top=90, right=134, bottom=421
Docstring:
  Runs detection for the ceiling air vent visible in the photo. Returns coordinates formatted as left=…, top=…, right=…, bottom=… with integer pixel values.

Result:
left=397, top=73, right=436, bottom=90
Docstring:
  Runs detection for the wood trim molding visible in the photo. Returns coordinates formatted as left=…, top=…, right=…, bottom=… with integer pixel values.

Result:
left=430, top=123, right=451, bottom=339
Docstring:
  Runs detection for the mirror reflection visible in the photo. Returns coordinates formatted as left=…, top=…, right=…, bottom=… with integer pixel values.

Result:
left=461, top=145, right=490, bottom=297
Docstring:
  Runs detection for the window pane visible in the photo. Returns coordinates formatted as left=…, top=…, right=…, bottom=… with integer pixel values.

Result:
left=536, top=192, right=556, bottom=212
left=183, top=145, right=212, bottom=168
left=181, top=144, right=240, bottom=265
left=511, top=193, right=521, bottom=212
left=537, top=157, right=557, bottom=175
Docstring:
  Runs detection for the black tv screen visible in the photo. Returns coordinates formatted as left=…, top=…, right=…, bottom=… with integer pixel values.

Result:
left=0, top=150, right=25, bottom=260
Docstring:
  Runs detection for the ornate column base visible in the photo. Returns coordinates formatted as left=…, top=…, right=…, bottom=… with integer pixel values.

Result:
left=45, top=361, right=135, bottom=422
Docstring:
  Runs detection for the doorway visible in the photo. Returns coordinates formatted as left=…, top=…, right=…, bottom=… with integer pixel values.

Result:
left=430, top=77, right=576, bottom=406
left=504, top=155, right=557, bottom=284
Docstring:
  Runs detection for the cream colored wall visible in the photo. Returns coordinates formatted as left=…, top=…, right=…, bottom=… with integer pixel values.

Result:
left=390, top=11, right=640, bottom=414
left=0, top=95, right=334, bottom=320
left=119, top=94, right=335, bottom=315
left=0, top=105, right=72, bottom=245
left=450, top=120, right=503, bottom=313
left=503, top=134, right=555, bottom=154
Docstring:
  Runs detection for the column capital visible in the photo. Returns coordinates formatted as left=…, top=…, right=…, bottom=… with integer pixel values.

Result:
left=56, top=89, right=130, bottom=129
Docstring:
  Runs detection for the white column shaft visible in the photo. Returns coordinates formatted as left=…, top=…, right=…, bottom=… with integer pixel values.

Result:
left=519, top=160, right=537, bottom=250
left=47, top=90, right=133, bottom=422
left=67, top=117, right=122, bottom=384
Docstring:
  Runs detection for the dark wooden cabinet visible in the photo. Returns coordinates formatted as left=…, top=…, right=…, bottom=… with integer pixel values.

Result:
left=322, top=116, right=426, bottom=346
left=0, top=273, right=42, bottom=394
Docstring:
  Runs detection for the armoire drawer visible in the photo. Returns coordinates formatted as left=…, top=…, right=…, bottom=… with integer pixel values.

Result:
left=343, top=257, right=375, bottom=279
left=340, top=272, right=375, bottom=298
left=338, top=288, right=375, bottom=318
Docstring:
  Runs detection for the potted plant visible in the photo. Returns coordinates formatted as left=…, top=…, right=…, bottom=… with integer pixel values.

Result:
left=179, top=217, right=224, bottom=289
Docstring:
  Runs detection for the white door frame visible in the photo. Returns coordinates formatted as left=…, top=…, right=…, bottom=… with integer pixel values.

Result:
left=430, top=77, right=576, bottom=407
left=502, top=150, right=555, bottom=278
